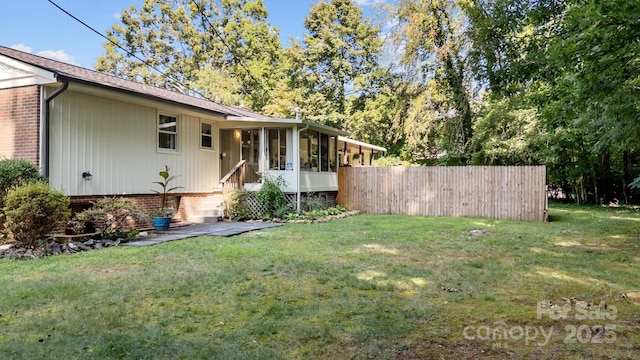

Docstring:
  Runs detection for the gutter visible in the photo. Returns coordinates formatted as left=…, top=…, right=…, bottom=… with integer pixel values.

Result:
left=43, top=77, right=69, bottom=177
left=296, top=124, right=310, bottom=213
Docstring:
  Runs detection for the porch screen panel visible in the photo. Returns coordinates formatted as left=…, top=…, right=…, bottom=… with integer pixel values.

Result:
left=300, top=129, right=310, bottom=171
left=286, top=129, right=293, bottom=169
left=329, top=136, right=337, bottom=172
left=320, top=133, right=329, bottom=172
left=242, top=129, right=260, bottom=183
left=310, top=131, right=319, bottom=171
left=268, top=128, right=288, bottom=170
left=268, top=129, right=279, bottom=170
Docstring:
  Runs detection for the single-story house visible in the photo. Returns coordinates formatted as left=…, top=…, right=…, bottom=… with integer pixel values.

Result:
left=0, top=45, right=385, bottom=222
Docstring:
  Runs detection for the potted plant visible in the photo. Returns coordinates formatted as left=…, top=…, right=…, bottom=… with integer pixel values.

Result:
left=150, top=165, right=183, bottom=231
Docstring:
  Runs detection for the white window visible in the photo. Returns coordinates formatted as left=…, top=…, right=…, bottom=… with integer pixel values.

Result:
left=201, top=122, right=213, bottom=149
left=158, top=114, right=178, bottom=150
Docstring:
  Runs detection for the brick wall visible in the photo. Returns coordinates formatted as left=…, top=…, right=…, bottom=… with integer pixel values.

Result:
left=0, top=85, right=41, bottom=165
left=69, top=193, right=217, bottom=229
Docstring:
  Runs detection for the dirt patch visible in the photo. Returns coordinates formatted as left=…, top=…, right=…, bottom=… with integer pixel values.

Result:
left=395, top=340, right=515, bottom=359
left=469, top=229, right=492, bottom=237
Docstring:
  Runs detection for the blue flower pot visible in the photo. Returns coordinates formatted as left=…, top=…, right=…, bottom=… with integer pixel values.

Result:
left=152, top=217, right=172, bottom=231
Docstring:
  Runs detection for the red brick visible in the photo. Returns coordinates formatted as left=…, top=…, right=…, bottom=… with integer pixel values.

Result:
left=0, top=85, right=41, bottom=165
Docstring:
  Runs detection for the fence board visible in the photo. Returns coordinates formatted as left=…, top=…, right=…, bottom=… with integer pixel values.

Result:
left=338, top=166, right=547, bottom=221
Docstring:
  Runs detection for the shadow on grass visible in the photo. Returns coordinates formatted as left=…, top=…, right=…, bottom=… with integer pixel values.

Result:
left=547, top=212, right=568, bottom=222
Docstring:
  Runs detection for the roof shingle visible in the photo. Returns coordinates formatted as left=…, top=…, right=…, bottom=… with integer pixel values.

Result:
left=0, top=45, right=270, bottom=119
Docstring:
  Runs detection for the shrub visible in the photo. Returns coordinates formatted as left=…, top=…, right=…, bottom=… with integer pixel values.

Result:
left=301, top=193, right=326, bottom=212
left=0, top=159, right=46, bottom=239
left=3, top=182, right=70, bottom=247
left=255, top=174, right=287, bottom=218
left=0, top=159, right=45, bottom=204
left=225, top=190, right=252, bottom=221
left=372, top=156, right=415, bottom=167
left=71, top=197, right=146, bottom=241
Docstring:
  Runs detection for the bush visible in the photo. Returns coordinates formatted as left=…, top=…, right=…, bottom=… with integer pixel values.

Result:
left=225, top=190, right=252, bottom=221
left=372, top=156, right=415, bottom=167
left=0, top=159, right=45, bottom=240
left=255, top=174, right=287, bottom=218
left=301, top=193, right=326, bottom=212
left=3, top=182, right=70, bottom=247
left=71, top=197, right=146, bottom=241
left=0, top=159, right=45, bottom=204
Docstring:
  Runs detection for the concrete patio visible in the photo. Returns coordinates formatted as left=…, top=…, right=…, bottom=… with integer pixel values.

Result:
left=124, top=221, right=284, bottom=247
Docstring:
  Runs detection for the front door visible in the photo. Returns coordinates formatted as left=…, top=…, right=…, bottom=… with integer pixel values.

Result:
left=220, top=129, right=241, bottom=178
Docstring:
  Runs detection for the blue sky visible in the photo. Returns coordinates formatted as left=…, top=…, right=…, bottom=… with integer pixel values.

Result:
left=0, top=0, right=384, bottom=69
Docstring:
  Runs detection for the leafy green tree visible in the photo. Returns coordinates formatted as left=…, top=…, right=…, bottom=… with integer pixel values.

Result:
left=386, top=0, right=474, bottom=159
left=96, top=0, right=281, bottom=110
left=470, top=94, right=545, bottom=166
left=271, top=0, right=383, bottom=128
left=465, top=0, right=640, bottom=203
left=528, top=0, right=640, bottom=202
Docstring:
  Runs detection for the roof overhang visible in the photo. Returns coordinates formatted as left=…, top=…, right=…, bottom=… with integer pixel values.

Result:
left=0, top=54, right=56, bottom=88
left=338, top=136, right=387, bottom=152
left=226, top=116, right=350, bottom=136
left=54, top=74, right=232, bottom=118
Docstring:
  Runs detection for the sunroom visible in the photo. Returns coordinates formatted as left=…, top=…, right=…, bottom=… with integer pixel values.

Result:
left=218, top=118, right=350, bottom=206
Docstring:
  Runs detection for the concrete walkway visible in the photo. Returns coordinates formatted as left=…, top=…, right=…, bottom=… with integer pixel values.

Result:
left=124, top=221, right=284, bottom=247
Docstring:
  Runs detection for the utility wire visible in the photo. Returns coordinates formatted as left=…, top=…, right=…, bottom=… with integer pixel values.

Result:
left=46, top=0, right=238, bottom=109
left=188, top=0, right=275, bottom=102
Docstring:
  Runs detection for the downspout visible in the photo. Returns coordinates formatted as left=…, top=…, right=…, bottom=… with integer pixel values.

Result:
left=43, top=78, right=69, bottom=177
left=296, top=124, right=309, bottom=213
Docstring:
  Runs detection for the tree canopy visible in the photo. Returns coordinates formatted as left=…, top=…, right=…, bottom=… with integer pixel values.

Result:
left=98, top=0, right=640, bottom=204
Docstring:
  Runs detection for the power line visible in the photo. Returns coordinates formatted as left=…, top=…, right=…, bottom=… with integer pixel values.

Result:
left=188, top=0, right=274, bottom=102
left=46, top=0, right=231, bottom=106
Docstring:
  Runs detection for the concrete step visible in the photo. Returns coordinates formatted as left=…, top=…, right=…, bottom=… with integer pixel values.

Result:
left=195, top=208, right=223, bottom=217
left=188, top=215, right=219, bottom=224
left=186, top=194, right=225, bottom=224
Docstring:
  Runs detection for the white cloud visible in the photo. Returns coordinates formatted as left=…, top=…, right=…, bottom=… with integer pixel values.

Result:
left=354, top=0, right=375, bottom=6
left=36, top=50, right=77, bottom=65
left=113, top=12, right=121, bottom=20
left=10, top=43, right=32, bottom=53
left=10, top=43, right=77, bottom=65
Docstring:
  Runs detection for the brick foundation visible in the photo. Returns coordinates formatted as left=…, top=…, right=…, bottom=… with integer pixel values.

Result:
left=69, top=193, right=220, bottom=228
left=0, top=85, right=41, bottom=165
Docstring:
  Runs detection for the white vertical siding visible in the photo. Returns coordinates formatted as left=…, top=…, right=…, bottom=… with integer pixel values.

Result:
left=49, top=89, right=220, bottom=196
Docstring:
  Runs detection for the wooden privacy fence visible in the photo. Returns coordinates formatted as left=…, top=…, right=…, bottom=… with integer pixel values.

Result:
left=337, top=166, right=547, bottom=221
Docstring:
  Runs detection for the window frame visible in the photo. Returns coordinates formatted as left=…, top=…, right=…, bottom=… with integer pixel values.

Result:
left=157, top=113, right=179, bottom=152
left=200, top=121, right=214, bottom=150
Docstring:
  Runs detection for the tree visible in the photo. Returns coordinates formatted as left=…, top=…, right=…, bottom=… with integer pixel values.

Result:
left=469, top=94, right=545, bottom=166
left=345, top=69, right=405, bottom=151
left=465, top=0, right=640, bottom=203
left=387, top=0, right=474, bottom=160
left=271, top=0, right=383, bottom=128
left=96, top=0, right=281, bottom=110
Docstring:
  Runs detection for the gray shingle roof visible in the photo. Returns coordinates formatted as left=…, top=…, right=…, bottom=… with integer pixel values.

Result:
left=0, top=45, right=270, bottom=119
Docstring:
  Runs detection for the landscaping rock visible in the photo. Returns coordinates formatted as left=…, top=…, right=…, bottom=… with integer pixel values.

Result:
left=76, top=243, right=92, bottom=251
left=0, top=238, right=125, bottom=260
left=50, top=242, right=61, bottom=255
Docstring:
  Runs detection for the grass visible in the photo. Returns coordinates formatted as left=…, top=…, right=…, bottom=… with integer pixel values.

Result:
left=1, top=203, right=639, bottom=359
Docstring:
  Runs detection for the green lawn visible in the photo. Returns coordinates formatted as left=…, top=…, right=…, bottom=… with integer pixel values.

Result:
left=1, top=204, right=639, bottom=359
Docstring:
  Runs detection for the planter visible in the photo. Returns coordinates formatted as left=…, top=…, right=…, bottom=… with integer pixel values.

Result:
left=152, top=217, right=172, bottom=231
